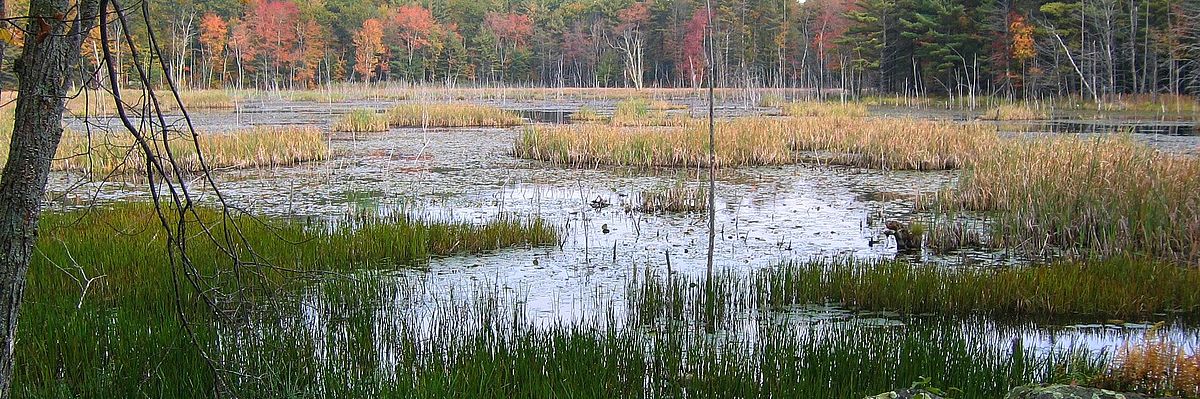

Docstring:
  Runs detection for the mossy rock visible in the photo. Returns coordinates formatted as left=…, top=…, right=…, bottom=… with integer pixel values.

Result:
left=1005, top=385, right=1170, bottom=399
left=865, top=389, right=945, bottom=399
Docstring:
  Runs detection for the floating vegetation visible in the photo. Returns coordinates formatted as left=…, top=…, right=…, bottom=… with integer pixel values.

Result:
left=941, top=136, right=1200, bottom=262
left=332, top=109, right=390, bottom=132
left=782, top=101, right=869, bottom=117
left=636, top=183, right=707, bottom=213
left=385, top=103, right=524, bottom=127
left=515, top=116, right=996, bottom=170
left=980, top=103, right=1047, bottom=120
left=754, top=258, right=1200, bottom=319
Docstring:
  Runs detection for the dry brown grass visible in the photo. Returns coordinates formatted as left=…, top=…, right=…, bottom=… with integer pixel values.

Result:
left=385, top=103, right=524, bottom=127
left=636, top=184, right=707, bottom=213
left=66, top=89, right=234, bottom=115
left=782, top=101, right=869, bottom=117
left=270, top=85, right=808, bottom=102
left=514, top=116, right=996, bottom=170
left=46, top=126, right=327, bottom=175
left=571, top=106, right=605, bottom=123
left=979, top=104, right=1047, bottom=120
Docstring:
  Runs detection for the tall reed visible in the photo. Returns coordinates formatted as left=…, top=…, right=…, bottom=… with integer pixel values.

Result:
left=943, top=136, right=1200, bottom=262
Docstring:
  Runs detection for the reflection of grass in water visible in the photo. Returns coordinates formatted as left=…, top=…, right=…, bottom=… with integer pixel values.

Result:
left=385, top=103, right=524, bottom=128
left=332, top=109, right=390, bottom=132
left=17, top=250, right=1106, bottom=397
left=933, top=136, right=1200, bottom=263
left=515, top=116, right=996, bottom=170
left=1097, top=325, right=1200, bottom=397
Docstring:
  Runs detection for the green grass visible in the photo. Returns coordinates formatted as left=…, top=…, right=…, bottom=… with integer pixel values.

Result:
left=752, top=258, right=1200, bottom=319
left=14, top=254, right=1107, bottom=398
left=13, top=203, right=560, bottom=397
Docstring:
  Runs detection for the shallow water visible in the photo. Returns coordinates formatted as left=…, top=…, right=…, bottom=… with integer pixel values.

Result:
left=47, top=98, right=1200, bottom=365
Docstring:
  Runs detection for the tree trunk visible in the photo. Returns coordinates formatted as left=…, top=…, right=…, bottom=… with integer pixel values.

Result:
left=0, top=0, right=98, bottom=394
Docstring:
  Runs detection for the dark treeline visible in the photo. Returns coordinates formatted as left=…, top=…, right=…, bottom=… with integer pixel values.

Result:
left=7, top=0, right=1199, bottom=98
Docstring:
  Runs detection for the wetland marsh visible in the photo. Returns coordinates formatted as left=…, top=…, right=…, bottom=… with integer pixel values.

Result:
left=9, top=88, right=1200, bottom=398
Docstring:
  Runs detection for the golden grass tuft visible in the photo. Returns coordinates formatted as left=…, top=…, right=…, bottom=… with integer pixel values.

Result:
left=610, top=98, right=692, bottom=127
left=758, top=93, right=786, bottom=108
left=332, top=109, right=390, bottom=132
left=515, top=116, right=996, bottom=170
left=979, top=103, right=1047, bottom=120
left=571, top=106, right=605, bottom=123
left=637, top=183, right=708, bottom=213
left=385, top=103, right=524, bottom=127
left=44, top=126, right=327, bottom=175
left=782, top=101, right=869, bottom=117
